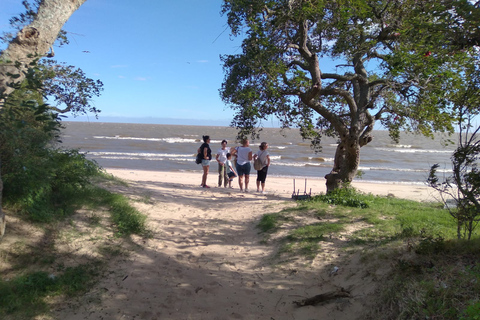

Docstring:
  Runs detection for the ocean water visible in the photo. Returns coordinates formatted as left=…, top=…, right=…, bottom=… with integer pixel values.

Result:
left=59, top=122, right=458, bottom=185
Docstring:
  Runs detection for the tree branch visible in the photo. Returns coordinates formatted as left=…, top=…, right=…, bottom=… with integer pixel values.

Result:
left=0, top=0, right=87, bottom=104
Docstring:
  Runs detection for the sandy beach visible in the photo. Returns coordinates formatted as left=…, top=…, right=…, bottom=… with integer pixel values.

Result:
left=53, top=169, right=439, bottom=319
left=107, top=168, right=438, bottom=202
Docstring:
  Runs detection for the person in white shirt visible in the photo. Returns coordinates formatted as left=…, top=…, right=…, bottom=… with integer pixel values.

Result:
left=233, top=138, right=253, bottom=192
left=216, top=140, right=229, bottom=188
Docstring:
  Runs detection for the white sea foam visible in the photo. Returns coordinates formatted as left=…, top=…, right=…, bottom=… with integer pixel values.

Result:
left=386, top=144, right=413, bottom=148
left=93, top=136, right=199, bottom=143
left=358, top=166, right=452, bottom=173
left=375, top=147, right=452, bottom=154
left=307, top=156, right=335, bottom=162
left=88, top=152, right=194, bottom=158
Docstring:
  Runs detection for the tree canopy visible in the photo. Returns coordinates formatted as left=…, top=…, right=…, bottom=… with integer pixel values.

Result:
left=220, top=0, right=480, bottom=191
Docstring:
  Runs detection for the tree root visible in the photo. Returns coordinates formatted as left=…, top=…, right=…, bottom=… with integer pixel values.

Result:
left=294, top=288, right=350, bottom=307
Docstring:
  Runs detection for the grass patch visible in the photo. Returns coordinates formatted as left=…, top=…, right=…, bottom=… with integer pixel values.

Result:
left=0, top=262, right=102, bottom=319
left=80, top=186, right=149, bottom=237
left=258, top=186, right=480, bottom=318
left=1, top=173, right=150, bottom=319
left=369, top=239, right=480, bottom=319
left=287, top=222, right=344, bottom=241
left=258, top=213, right=283, bottom=232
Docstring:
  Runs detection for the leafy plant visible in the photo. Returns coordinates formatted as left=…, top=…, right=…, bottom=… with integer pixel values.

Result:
left=85, top=187, right=149, bottom=236
left=312, top=185, right=369, bottom=208
left=428, top=107, right=480, bottom=240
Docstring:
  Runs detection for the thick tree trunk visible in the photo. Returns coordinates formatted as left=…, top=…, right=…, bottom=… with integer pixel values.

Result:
left=0, top=0, right=87, bottom=101
left=324, top=134, right=361, bottom=193
left=0, top=0, right=87, bottom=240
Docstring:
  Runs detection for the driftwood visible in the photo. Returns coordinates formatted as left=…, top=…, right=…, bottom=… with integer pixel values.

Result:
left=294, top=288, right=351, bottom=307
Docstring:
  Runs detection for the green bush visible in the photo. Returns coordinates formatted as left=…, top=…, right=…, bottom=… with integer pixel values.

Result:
left=3, top=148, right=102, bottom=222
left=1, top=92, right=102, bottom=221
left=312, top=185, right=370, bottom=208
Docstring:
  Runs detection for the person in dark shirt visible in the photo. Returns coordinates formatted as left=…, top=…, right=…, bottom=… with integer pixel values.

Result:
left=198, top=135, right=212, bottom=188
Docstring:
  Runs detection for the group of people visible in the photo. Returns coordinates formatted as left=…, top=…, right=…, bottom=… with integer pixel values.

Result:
left=197, top=136, right=271, bottom=193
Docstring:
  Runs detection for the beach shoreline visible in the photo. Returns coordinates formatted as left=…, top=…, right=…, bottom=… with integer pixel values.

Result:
left=105, top=168, right=439, bottom=202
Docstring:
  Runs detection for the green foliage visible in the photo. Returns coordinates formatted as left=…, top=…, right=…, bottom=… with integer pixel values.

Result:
left=312, top=185, right=369, bottom=208
left=428, top=108, right=480, bottom=240
left=259, top=190, right=463, bottom=251
left=287, top=222, right=343, bottom=242
left=258, top=213, right=280, bottom=232
left=259, top=192, right=479, bottom=318
left=0, top=263, right=101, bottom=318
left=221, top=0, right=478, bottom=187
left=0, top=86, right=103, bottom=222
left=461, top=302, right=480, bottom=320
left=84, top=187, right=148, bottom=236
left=374, top=238, right=480, bottom=320
left=108, top=192, right=148, bottom=236
left=37, top=60, right=103, bottom=117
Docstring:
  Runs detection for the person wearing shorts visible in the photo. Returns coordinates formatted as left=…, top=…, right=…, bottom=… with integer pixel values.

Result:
left=198, top=135, right=212, bottom=188
left=234, top=139, right=253, bottom=192
left=253, top=142, right=271, bottom=194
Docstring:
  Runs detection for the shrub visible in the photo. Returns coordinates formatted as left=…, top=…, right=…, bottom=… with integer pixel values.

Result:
left=0, top=93, right=102, bottom=221
left=312, top=185, right=370, bottom=208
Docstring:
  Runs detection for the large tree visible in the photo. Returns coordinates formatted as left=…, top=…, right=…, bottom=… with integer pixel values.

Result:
left=0, top=0, right=87, bottom=238
left=220, top=0, right=477, bottom=192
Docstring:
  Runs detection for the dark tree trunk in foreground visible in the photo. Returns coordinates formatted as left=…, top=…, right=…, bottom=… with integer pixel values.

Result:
left=0, top=0, right=87, bottom=239
left=325, top=137, right=361, bottom=193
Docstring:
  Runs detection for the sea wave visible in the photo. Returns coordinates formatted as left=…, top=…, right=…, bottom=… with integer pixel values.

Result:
left=93, top=136, right=200, bottom=143
left=88, top=152, right=194, bottom=158
left=386, top=144, right=413, bottom=148
left=299, top=156, right=335, bottom=162
left=358, top=166, right=452, bottom=173
left=375, top=147, right=452, bottom=154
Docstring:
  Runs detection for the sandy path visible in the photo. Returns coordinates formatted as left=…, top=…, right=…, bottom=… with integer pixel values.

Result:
left=53, top=169, right=434, bottom=319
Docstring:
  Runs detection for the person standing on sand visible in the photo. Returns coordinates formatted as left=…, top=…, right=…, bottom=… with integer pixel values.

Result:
left=234, top=138, right=253, bottom=192
left=225, top=152, right=238, bottom=188
left=198, top=135, right=212, bottom=188
left=216, top=140, right=229, bottom=188
left=253, top=142, right=271, bottom=194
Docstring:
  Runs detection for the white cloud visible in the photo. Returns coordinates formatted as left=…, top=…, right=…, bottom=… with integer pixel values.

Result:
left=197, top=60, right=209, bottom=63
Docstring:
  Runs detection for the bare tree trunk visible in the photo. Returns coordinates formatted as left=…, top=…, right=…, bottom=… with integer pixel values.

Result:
left=0, top=0, right=87, bottom=240
left=0, top=0, right=87, bottom=101
left=325, top=135, right=360, bottom=193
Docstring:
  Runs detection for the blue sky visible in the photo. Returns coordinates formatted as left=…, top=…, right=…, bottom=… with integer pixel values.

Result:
left=1, top=0, right=244, bottom=125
